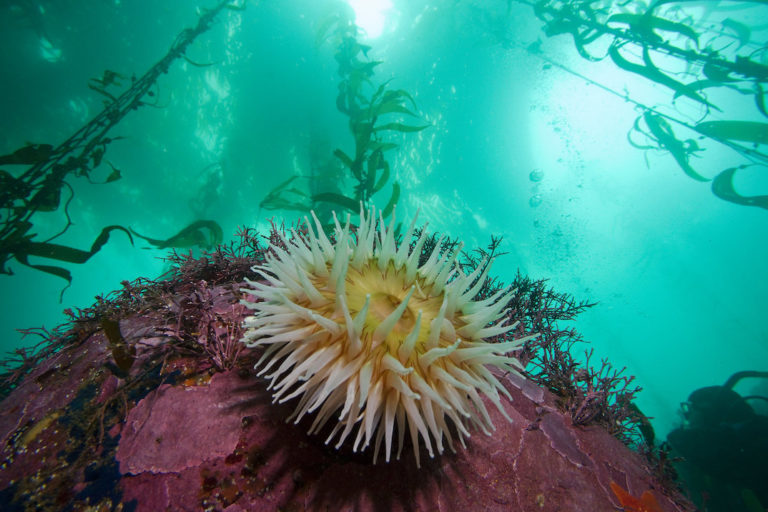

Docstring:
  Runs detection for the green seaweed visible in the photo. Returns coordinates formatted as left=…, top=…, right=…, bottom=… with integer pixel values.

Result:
left=632, top=111, right=709, bottom=182
left=0, top=1, right=238, bottom=293
left=721, top=18, right=751, bottom=49
left=607, top=13, right=699, bottom=47
left=608, top=43, right=717, bottom=110
left=382, top=182, right=400, bottom=218
left=694, top=121, right=768, bottom=145
left=0, top=144, right=54, bottom=166
left=259, top=176, right=313, bottom=213
left=648, top=0, right=768, bottom=12
left=261, top=8, right=428, bottom=221
left=311, top=192, right=360, bottom=213
left=7, top=225, right=134, bottom=301
left=519, top=0, right=768, bottom=209
left=712, top=166, right=768, bottom=209
left=526, top=0, right=768, bottom=112
left=130, top=220, right=223, bottom=250
left=756, top=84, right=768, bottom=118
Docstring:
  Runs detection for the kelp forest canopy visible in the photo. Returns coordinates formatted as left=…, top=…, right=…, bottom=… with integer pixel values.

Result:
left=0, top=0, right=241, bottom=299
left=515, top=0, right=768, bottom=209
left=1, top=0, right=430, bottom=302
left=2, top=0, right=766, bottom=302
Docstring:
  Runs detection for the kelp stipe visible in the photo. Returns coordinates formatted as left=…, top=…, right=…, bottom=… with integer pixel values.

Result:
left=0, top=0, right=244, bottom=299
left=260, top=7, right=429, bottom=223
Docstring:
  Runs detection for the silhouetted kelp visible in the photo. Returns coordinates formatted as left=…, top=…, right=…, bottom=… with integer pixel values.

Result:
left=131, top=220, right=224, bottom=251
left=629, top=110, right=708, bottom=182
left=0, top=0, right=243, bottom=298
left=515, top=0, right=768, bottom=210
left=711, top=164, right=768, bottom=208
left=87, top=69, right=128, bottom=103
left=260, top=7, right=429, bottom=223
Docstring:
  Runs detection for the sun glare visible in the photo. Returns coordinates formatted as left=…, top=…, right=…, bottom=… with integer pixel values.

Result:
left=346, top=0, right=393, bottom=39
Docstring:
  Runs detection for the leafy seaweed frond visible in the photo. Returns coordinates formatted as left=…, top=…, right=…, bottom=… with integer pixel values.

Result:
left=518, top=0, right=768, bottom=210
left=261, top=8, right=429, bottom=221
left=0, top=0, right=238, bottom=295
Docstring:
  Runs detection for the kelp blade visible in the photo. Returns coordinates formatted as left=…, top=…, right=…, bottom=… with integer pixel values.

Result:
left=101, top=318, right=136, bottom=376
left=608, top=44, right=717, bottom=110
left=382, top=182, right=400, bottom=218
left=312, top=192, right=359, bottom=213
left=17, top=225, right=133, bottom=264
left=694, top=121, right=768, bottom=145
left=607, top=13, right=699, bottom=46
left=712, top=166, right=768, bottom=209
left=643, top=111, right=709, bottom=182
left=374, top=122, right=430, bottom=133
left=10, top=225, right=132, bottom=301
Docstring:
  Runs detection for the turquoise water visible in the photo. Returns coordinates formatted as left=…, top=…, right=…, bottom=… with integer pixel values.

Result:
left=1, top=0, right=767, bottom=462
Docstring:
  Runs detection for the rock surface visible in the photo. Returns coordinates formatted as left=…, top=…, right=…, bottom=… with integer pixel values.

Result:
left=0, top=284, right=693, bottom=511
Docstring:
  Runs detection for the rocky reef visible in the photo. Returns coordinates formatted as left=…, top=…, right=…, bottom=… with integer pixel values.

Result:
left=0, top=229, right=693, bottom=511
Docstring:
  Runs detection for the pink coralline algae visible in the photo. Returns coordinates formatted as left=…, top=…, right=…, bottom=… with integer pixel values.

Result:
left=116, top=375, right=250, bottom=475
left=0, top=284, right=694, bottom=511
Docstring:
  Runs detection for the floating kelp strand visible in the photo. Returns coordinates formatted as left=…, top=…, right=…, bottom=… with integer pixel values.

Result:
left=695, top=121, right=768, bottom=146
left=712, top=166, right=768, bottom=210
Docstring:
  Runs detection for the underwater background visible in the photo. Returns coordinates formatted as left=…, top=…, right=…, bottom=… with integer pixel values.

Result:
left=1, top=0, right=766, bottom=470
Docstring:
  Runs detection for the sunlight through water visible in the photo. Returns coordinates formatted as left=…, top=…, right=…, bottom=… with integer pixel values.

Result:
left=346, top=0, right=392, bottom=38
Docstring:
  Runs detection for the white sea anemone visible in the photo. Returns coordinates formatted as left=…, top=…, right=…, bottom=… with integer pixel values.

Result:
left=240, top=206, right=534, bottom=466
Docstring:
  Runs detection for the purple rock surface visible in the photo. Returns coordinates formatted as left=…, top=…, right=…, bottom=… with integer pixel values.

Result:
left=0, top=284, right=694, bottom=511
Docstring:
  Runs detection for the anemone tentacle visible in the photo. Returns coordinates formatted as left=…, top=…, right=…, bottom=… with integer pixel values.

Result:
left=240, top=206, right=534, bottom=467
